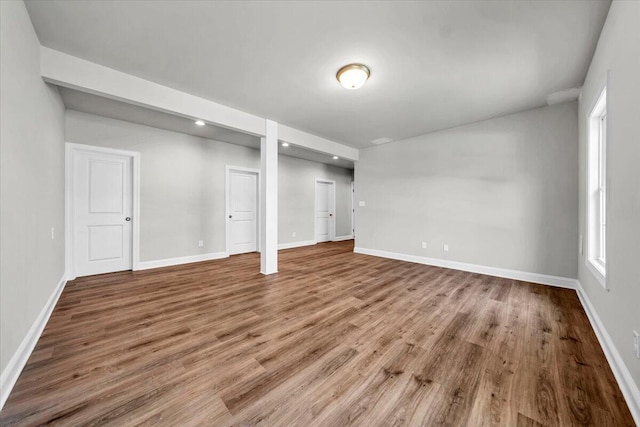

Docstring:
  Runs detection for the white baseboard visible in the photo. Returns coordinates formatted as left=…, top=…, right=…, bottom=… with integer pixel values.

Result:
left=333, top=235, right=354, bottom=242
left=136, top=251, right=229, bottom=270
left=138, top=242, right=327, bottom=268
left=278, top=240, right=316, bottom=250
left=576, top=282, right=640, bottom=425
left=353, top=247, right=578, bottom=289
left=0, top=274, right=67, bottom=410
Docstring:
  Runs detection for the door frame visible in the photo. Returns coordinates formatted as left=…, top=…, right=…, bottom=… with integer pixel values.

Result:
left=65, top=143, right=141, bottom=280
left=225, top=165, right=261, bottom=255
left=314, top=178, right=336, bottom=243
left=351, top=181, right=355, bottom=238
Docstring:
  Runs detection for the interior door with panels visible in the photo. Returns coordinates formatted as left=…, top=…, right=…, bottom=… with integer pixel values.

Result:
left=315, top=180, right=335, bottom=243
left=72, top=149, right=133, bottom=277
left=227, top=169, right=259, bottom=255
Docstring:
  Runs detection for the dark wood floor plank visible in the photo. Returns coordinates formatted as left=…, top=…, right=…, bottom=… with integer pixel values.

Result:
left=0, top=241, right=634, bottom=426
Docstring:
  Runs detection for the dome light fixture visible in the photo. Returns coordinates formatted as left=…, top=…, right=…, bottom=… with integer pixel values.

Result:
left=333, top=156, right=339, bottom=160
left=194, top=120, right=205, bottom=126
left=281, top=142, right=289, bottom=147
left=336, top=64, right=370, bottom=90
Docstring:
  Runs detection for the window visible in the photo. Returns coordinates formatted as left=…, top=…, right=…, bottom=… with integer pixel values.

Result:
left=586, top=86, right=607, bottom=287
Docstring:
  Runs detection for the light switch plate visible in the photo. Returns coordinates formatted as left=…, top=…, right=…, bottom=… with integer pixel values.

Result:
left=358, top=201, right=366, bottom=207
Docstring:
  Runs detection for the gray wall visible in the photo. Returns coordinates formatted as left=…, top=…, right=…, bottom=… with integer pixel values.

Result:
left=355, top=102, right=578, bottom=278
left=65, top=110, right=353, bottom=261
left=578, top=0, right=640, bottom=388
left=279, top=155, right=353, bottom=244
left=0, top=1, right=66, bottom=374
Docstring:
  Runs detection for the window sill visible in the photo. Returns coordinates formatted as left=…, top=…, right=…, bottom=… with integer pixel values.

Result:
left=586, top=258, right=607, bottom=290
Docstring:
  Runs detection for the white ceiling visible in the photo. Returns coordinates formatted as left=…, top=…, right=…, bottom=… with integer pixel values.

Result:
left=25, top=0, right=610, bottom=148
left=60, top=88, right=355, bottom=169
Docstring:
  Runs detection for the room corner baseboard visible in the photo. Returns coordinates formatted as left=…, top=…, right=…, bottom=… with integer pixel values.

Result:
left=278, top=240, right=316, bottom=250
left=0, top=274, right=67, bottom=410
left=353, top=247, right=578, bottom=289
left=136, top=252, right=229, bottom=270
left=575, top=282, right=640, bottom=425
left=333, top=235, right=354, bottom=242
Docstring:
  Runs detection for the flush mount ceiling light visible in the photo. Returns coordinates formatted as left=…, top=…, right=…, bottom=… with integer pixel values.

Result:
left=281, top=142, right=289, bottom=147
left=336, top=64, right=370, bottom=90
left=333, top=156, right=339, bottom=160
left=194, top=120, right=205, bottom=126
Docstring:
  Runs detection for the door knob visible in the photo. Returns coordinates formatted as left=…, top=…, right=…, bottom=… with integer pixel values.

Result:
left=125, top=217, right=131, bottom=221
left=329, top=213, right=333, bottom=217
left=229, top=215, right=233, bottom=218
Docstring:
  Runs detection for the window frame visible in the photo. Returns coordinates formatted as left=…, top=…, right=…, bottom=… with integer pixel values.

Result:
left=586, top=85, right=608, bottom=289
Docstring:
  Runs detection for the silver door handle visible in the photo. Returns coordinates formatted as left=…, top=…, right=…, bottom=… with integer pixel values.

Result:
left=125, top=217, right=131, bottom=221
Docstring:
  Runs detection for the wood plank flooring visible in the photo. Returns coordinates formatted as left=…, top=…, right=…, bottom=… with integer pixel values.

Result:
left=0, top=241, right=634, bottom=426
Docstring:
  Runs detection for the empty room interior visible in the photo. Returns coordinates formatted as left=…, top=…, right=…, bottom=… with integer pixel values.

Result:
left=1, top=0, right=639, bottom=425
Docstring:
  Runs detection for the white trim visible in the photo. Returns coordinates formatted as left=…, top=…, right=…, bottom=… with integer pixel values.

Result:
left=586, top=258, right=607, bottom=289
left=351, top=181, right=355, bottom=238
left=353, top=247, right=578, bottom=289
left=65, top=143, right=141, bottom=280
left=278, top=240, right=316, bottom=250
left=132, top=152, right=141, bottom=272
left=333, top=235, right=354, bottom=242
left=225, top=165, right=261, bottom=256
left=585, top=76, right=609, bottom=291
left=315, top=179, right=336, bottom=243
left=0, top=275, right=67, bottom=410
left=576, top=282, right=640, bottom=425
left=137, top=252, right=229, bottom=270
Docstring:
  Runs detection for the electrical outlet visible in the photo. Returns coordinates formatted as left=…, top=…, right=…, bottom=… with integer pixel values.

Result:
left=292, top=232, right=296, bottom=237
left=443, top=244, right=449, bottom=252
left=51, top=227, right=55, bottom=240
left=634, top=331, right=639, bottom=359
left=198, top=240, right=204, bottom=248
left=421, top=242, right=427, bottom=249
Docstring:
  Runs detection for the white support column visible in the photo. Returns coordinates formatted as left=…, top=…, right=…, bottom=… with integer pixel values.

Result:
left=260, top=119, right=278, bottom=275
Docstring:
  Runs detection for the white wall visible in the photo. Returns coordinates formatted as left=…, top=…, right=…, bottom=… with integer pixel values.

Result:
left=355, top=102, right=578, bottom=279
left=578, top=0, right=640, bottom=394
left=65, top=110, right=353, bottom=261
left=0, top=1, right=66, bottom=375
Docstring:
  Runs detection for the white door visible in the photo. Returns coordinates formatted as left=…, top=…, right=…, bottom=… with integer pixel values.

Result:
left=227, top=169, right=258, bottom=255
left=72, top=149, right=133, bottom=277
left=315, top=180, right=335, bottom=243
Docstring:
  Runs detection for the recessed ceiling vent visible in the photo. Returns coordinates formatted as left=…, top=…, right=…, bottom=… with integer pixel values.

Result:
left=371, top=137, right=393, bottom=145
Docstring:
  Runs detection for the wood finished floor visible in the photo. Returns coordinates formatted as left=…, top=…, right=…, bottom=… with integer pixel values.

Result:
left=1, top=241, right=634, bottom=426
